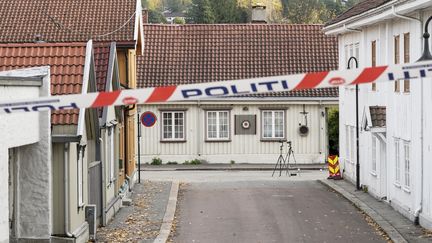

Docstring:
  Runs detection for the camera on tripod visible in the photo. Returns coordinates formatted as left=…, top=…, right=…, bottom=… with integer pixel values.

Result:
left=272, top=140, right=297, bottom=177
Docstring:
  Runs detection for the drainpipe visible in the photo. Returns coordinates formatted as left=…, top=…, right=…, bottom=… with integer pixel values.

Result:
left=391, top=6, right=421, bottom=23
left=64, top=143, right=73, bottom=237
left=197, top=100, right=201, bottom=157
left=99, top=136, right=107, bottom=226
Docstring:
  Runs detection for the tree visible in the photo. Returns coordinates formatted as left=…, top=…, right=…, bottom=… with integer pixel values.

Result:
left=187, top=0, right=215, bottom=23
left=148, top=9, right=168, bottom=23
left=173, top=17, right=186, bottom=24
left=327, top=107, right=339, bottom=155
left=210, top=0, right=248, bottom=23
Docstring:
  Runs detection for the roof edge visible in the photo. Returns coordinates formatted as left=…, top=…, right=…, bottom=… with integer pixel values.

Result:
left=77, top=40, right=93, bottom=137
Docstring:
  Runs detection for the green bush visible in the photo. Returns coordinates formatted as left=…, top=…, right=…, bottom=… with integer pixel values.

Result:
left=183, top=159, right=202, bottom=165
left=230, top=160, right=235, bottom=164
left=151, top=157, right=162, bottom=165
left=167, top=161, right=178, bottom=165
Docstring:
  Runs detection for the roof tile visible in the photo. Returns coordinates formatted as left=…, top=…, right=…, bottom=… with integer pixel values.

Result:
left=137, top=24, right=338, bottom=98
left=325, top=0, right=391, bottom=26
left=0, top=0, right=137, bottom=43
left=0, top=43, right=87, bottom=125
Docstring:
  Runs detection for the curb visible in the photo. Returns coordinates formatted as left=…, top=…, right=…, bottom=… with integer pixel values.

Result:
left=141, top=166, right=327, bottom=172
left=319, top=179, right=408, bottom=243
left=153, top=181, right=180, bottom=243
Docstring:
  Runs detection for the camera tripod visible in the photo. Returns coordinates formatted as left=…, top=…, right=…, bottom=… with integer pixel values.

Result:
left=272, top=141, right=298, bottom=177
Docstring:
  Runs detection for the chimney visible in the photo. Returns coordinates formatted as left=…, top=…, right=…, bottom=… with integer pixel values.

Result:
left=142, top=9, right=149, bottom=24
left=251, top=4, right=266, bottom=23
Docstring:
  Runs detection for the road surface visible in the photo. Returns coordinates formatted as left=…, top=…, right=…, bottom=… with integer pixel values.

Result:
left=170, top=178, right=386, bottom=243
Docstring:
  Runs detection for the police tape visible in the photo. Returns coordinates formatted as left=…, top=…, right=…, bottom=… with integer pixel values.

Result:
left=1, top=61, right=432, bottom=114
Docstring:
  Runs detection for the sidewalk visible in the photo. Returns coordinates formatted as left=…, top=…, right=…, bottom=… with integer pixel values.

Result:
left=141, top=163, right=327, bottom=171
left=320, top=179, right=432, bottom=243
left=96, top=181, right=172, bottom=243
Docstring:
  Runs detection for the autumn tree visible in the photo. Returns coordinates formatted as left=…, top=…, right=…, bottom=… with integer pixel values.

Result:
left=187, top=0, right=216, bottom=23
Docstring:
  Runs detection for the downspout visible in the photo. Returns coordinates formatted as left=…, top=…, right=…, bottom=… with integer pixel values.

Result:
left=197, top=100, right=201, bottom=157
left=391, top=5, right=423, bottom=223
left=64, top=143, right=73, bottom=237
left=99, top=136, right=107, bottom=226
left=124, top=104, right=135, bottom=191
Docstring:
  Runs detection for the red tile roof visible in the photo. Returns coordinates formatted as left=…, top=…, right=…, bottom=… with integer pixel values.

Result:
left=0, top=0, right=137, bottom=43
left=0, top=43, right=88, bottom=125
left=325, top=0, right=391, bottom=26
left=94, top=43, right=111, bottom=92
left=137, top=24, right=338, bottom=98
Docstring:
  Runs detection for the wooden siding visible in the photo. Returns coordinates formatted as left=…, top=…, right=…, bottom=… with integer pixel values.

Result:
left=138, top=103, right=333, bottom=164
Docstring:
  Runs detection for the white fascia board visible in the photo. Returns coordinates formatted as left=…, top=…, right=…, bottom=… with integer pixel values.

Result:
left=77, top=40, right=93, bottom=137
left=134, top=0, right=145, bottom=54
left=324, top=0, right=432, bottom=35
left=139, top=98, right=339, bottom=106
left=101, top=42, right=118, bottom=126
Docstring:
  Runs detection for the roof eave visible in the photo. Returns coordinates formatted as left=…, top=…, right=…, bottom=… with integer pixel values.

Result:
left=323, top=0, right=408, bottom=35
left=77, top=40, right=94, bottom=137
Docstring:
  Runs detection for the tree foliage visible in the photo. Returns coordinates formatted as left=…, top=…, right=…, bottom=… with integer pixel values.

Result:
left=328, top=107, right=339, bottom=155
left=187, top=0, right=216, bottom=23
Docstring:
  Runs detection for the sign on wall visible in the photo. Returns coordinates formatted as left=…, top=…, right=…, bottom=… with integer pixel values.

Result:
left=140, top=111, right=157, bottom=127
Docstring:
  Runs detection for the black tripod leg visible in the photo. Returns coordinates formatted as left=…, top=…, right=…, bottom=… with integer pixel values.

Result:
left=272, top=155, right=283, bottom=177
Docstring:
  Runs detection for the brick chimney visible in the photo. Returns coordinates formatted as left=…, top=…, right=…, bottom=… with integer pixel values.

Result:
left=251, top=4, right=266, bottom=23
left=142, top=9, right=149, bottom=24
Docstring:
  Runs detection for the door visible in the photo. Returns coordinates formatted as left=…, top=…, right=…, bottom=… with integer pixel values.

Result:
left=378, top=135, right=388, bottom=200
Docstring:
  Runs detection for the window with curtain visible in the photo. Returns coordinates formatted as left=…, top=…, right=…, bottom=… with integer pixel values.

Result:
left=404, top=33, right=410, bottom=93
left=371, top=40, right=377, bottom=91
left=394, top=35, right=400, bottom=92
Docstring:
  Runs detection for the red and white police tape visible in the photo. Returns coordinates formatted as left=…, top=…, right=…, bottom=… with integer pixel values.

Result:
left=1, top=61, right=432, bottom=114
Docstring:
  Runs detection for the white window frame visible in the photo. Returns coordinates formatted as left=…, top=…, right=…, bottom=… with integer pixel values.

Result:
left=261, top=110, right=285, bottom=140
left=371, top=136, right=377, bottom=174
left=206, top=110, right=230, bottom=141
left=403, top=141, right=410, bottom=189
left=77, top=145, right=85, bottom=208
left=161, top=111, right=186, bottom=141
left=395, top=138, right=401, bottom=185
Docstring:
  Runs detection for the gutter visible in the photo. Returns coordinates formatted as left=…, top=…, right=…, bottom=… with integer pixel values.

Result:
left=64, top=143, right=73, bottom=237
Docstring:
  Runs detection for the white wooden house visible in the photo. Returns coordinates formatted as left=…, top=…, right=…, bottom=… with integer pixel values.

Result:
left=137, top=24, right=339, bottom=164
left=324, top=0, right=432, bottom=229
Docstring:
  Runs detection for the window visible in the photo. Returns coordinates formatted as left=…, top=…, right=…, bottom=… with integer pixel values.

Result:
left=261, top=110, right=285, bottom=139
left=394, top=36, right=400, bottom=92
left=162, top=111, right=185, bottom=141
left=372, top=137, right=377, bottom=173
left=404, top=33, right=410, bottom=93
left=371, top=40, right=377, bottom=91
left=404, top=142, right=410, bottom=188
left=206, top=110, right=230, bottom=140
left=395, top=139, right=401, bottom=184
left=77, top=145, right=85, bottom=207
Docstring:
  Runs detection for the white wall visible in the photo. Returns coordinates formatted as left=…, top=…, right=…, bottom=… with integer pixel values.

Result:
left=138, top=101, right=336, bottom=164
left=0, top=67, right=51, bottom=242
left=336, top=7, right=432, bottom=229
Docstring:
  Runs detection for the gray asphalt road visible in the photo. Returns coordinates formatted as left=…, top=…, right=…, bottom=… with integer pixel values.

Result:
left=172, top=180, right=386, bottom=243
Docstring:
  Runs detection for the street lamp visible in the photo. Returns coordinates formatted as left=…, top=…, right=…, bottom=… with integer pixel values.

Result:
left=417, top=16, right=432, bottom=62
left=347, top=56, right=361, bottom=191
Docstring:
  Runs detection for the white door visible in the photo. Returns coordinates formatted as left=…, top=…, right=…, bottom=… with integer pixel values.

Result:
left=378, top=137, right=388, bottom=200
